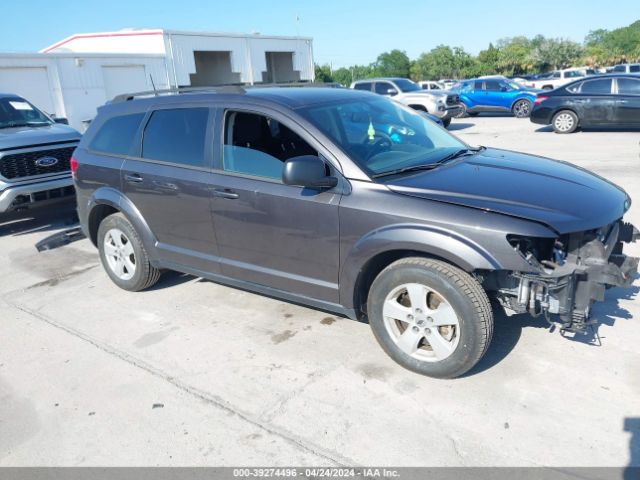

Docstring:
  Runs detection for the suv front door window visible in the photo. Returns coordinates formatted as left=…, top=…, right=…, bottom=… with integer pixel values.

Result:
left=211, top=109, right=342, bottom=302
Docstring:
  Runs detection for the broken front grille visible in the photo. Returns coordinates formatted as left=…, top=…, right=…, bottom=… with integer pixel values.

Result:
left=0, top=146, right=76, bottom=180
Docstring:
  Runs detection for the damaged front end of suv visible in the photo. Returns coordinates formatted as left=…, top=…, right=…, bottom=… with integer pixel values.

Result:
left=488, top=220, right=639, bottom=334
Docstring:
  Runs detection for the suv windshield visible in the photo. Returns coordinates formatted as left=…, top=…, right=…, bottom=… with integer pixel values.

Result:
left=0, top=97, right=51, bottom=129
left=393, top=79, right=421, bottom=93
left=300, top=97, right=466, bottom=177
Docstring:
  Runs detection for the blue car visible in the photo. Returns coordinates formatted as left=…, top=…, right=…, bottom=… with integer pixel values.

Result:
left=450, top=76, right=541, bottom=118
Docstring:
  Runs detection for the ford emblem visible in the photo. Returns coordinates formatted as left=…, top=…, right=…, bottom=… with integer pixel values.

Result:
left=35, top=156, right=59, bottom=167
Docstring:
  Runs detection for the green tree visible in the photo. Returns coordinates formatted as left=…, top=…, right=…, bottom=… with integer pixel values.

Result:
left=332, top=67, right=353, bottom=86
left=373, top=49, right=411, bottom=77
left=477, top=43, right=500, bottom=75
left=314, top=64, right=333, bottom=83
left=495, top=36, right=535, bottom=75
left=532, top=38, right=583, bottom=70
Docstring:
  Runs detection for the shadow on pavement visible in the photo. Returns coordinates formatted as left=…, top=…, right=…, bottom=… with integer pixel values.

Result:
left=145, top=271, right=196, bottom=291
left=467, top=279, right=639, bottom=376
left=448, top=122, right=475, bottom=131
left=0, top=202, right=78, bottom=238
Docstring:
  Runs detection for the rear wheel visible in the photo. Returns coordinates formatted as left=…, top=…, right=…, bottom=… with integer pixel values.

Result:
left=97, top=213, right=161, bottom=291
left=552, top=110, right=579, bottom=134
left=512, top=99, right=532, bottom=118
left=367, top=257, right=493, bottom=379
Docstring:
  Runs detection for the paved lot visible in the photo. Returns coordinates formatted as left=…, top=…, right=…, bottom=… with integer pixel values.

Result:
left=1, top=116, right=639, bottom=467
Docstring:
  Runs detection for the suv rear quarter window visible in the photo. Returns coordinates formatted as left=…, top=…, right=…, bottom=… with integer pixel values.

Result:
left=142, top=108, right=209, bottom=167
left=90, top=113, right=144, bottom=156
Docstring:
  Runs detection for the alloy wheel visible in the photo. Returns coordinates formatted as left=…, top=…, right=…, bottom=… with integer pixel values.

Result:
left=103, top=228, right=136, bottom=281
left=382, top=283, right=460, bottom=362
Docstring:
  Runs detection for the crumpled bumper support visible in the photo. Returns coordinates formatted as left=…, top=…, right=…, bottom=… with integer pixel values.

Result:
left=513, top=221, right=639, bottom=333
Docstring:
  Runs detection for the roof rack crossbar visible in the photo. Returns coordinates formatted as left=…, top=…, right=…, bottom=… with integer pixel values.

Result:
left=112, top=85, right=246, bottom=103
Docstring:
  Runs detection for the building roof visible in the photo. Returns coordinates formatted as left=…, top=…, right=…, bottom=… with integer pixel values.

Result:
left=41, top=28, right=312, bottom=53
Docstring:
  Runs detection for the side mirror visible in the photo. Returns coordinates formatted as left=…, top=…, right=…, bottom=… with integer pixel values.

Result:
left=500, top=86, right=507, bottom=92
left=386, top=88, right=398, bottom=96
left=282, top=155, right=338, bottom=189
left=53, top=117, right=69, bottom=125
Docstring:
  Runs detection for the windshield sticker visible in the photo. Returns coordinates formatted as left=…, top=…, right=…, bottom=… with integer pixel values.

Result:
left=367, top=120, right=375, bottom=140
left=9, top=101, right=33, bottom=111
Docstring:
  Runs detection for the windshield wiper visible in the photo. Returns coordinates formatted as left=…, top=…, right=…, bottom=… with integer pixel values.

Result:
left=372, top=146, right=485, bottom=179
left=0, top=121, right=51, bottom=129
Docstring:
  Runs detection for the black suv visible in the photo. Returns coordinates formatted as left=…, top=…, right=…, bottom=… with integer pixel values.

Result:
left=74, top=87, right=639, bottom=378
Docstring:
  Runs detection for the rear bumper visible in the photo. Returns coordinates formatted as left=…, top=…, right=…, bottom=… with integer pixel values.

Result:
left=0, top=176, right=75, bottom=213
left=529, top=107, right=554, bottom=125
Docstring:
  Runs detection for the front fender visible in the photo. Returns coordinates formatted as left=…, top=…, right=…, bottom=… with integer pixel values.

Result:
left=339, top=224, right=501, bottom=308
left=86, top=187, right=159, bottom=261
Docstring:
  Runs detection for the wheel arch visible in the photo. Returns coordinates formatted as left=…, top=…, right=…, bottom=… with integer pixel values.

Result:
left=87, top=187, right=158, bottom=260
left=340, top=225, right=501, bottom=318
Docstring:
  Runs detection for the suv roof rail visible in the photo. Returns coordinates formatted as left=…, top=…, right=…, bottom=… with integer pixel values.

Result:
left=111, top=85, right=247, bottom=103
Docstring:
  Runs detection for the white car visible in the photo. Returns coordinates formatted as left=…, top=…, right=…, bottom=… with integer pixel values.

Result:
left=526, top=67, right=597, bottom=90
left=611, top=63, right=640, bottom=74
left=417, top=80, right=443, bottom=91
left=350, top=78, right=461, bottom=127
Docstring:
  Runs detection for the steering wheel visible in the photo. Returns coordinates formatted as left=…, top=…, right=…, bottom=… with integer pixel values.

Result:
left=364, top=132, right=392, bottom=160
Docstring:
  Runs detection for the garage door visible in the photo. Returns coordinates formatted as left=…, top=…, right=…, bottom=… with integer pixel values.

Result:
left=102, top=65, right=148, bottom=101
left=0, top=67, right=56, bottom=114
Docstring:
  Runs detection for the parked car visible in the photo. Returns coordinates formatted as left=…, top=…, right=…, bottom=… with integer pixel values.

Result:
left=0, top=93, right=81, bottom=214
left=438, top=79, right=457, bottom=89
left=611, top=63, right=640, bottom=74
left=74, top=86, right=638, bottom=378
left=530, top=74, right=640, bottom=133
left=526, top=67, right=597, bottom=90
left=450, top=76, right=540, bottom=118
left=351, top=78, right=461, bottom=127
left=418, top=81, right=443, bottom=91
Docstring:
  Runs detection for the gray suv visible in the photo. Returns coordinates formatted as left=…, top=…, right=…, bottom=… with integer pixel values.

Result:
left=74, top=87, right=638, bottom=378
left=0, top=93, right=81, bottom=213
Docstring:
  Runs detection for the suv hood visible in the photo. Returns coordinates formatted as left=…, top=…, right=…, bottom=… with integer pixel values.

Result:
left=0, top=123, right=81, bottom=151
left=385, top=148, right=629, bottom=234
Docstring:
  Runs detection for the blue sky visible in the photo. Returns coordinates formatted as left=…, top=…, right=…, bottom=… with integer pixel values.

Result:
left=2, top=0, right=638, bottom=67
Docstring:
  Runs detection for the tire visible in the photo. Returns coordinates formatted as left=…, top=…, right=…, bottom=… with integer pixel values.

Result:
left=455, top=103, right=468, bottom=118
left=552, top=110, right=579, bottom=134
left=512, top=99, right=532, bottom=118
left=97, top=212, right=161, bottom=291
left=367, top=257, right=493, bottom=379
left=442, top=118, right=451, bottom=128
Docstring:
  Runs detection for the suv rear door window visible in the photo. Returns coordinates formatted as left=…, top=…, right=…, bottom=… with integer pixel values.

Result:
left=142, top=108, right=208, bottom=167
left=353, top=82, right=373, bottom=91
left=222, top=111, right=318, bottom=180
left=90, top=113, right=144, bottom=156
left=580, top=79, right=613, bottom=94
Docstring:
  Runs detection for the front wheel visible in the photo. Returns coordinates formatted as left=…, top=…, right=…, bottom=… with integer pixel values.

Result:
left=512, top=99, right=532, bottom=118
left=367, top=258, right=493, bottom=379
left=455, top=103, right=468, bottom=118
left=552, top=110, right=579, bottom=134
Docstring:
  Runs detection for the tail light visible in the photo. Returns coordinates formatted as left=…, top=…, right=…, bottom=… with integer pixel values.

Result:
left=534, top=96, right=548, bottom=105
left=70, top=156, right=78, bottom=179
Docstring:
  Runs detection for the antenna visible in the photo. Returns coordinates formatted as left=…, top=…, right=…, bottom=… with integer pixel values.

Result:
left=150, top=74, right=158, bottom=96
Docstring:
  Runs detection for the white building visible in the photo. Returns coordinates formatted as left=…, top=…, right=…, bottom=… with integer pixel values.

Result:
left=0, top=29, right=314, bottom=130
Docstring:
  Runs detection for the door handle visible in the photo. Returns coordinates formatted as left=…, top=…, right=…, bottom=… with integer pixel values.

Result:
left=211, top=188, right=239, bottom=199
left=124, top=173, right=143, bottom=183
